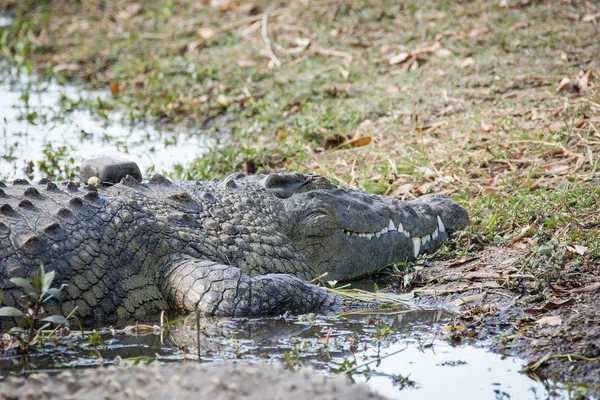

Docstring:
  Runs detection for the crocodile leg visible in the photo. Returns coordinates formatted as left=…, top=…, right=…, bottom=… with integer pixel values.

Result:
left=160, top=254, right=347, bottom=317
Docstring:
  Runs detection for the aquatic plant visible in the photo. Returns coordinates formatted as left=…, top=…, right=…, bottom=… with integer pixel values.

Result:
left=0, top=264, right=69, bottom=353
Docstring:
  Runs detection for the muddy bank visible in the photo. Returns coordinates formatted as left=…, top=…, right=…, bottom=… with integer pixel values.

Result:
left=0, top=362, right=384, bottom=400
left=413, top=245, right=600, bottom=393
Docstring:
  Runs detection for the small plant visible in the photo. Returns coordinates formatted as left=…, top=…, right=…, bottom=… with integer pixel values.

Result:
left=371, top=320, right=397, bottom=344
left=0, top=264, right=69, bottom=353
left=331, top=357, right=358, bottom=373
left=36, top=143, right=79, bottom=181
left=392, top=374, right=417, bottom=390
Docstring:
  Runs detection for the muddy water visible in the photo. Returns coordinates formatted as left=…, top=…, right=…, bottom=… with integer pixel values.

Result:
left=0, top=311, right=566, bottom=399
left=0, top=76, right=568, bottom=398
left=0, top=72, right=214, bottom=181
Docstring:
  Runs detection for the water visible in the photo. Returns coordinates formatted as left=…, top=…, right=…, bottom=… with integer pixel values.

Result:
left=354, top=341, right=555, bottom=399
left=0, top=72, right=214, bottom=181
left=0, top=311, right=566, bottom=399
left=0, top=11, right=13, bottom=28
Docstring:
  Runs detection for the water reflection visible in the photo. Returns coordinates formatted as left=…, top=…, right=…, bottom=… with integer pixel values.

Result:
left=0, top=74, right=214, bottom=181
left=0, top=311, right=566, bottom=399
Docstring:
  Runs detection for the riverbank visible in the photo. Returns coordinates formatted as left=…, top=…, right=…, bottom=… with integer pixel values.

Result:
left=1, top=0, right=599, bottom=395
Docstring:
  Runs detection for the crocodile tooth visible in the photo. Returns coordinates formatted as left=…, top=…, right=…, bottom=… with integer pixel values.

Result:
left=366, top=233, right=373, bottom=240
left=412, top=237, right=421, bottom=258
left=421, top=235, right=427, bottom=245
left=425, top=233, right=431, bottom=243
left=388, top=219, right=396, bottom=231
left=376, top=232, right=381, bottom=238
left=397, top=222, right=404, bottom=232
left=437, top=215, right=445, bottom=232
left=432, top=228, right=438, bottom=240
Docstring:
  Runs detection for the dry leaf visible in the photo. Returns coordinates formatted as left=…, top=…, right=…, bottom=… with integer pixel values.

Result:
left=388, top=41, right=442, bottom=68
left=457, top=57, right=475, bottom=68
left=389, top=52, right=410, bottom=65
left=481, top=121, right=496, bottom=132
left=198, top=27, right=215, bottom=40
left=217, top=94, right=231, bottom=107
left=52, top=63, right=80, bottom=73
left=415, top=121, right=448, bottom=133
left=355, top=119, right=374, bottom=136
left=346, top=136, right=372, bottom=148
left=557, top=77, right=571, bottom=92
left=118, top=3, right=141, bottom=20
left=237, top=58, right=256, bottom=68
left=566, top=245, right=588, bottom=255
left=449, top=257, right=478, bottom=267
left=524, top=298, right=574, bottom=315
left=511, top=242, right=528, bottom=249
left=582, top=13, right=600, bottom=23
left=411, top=40, right=442, bottom=55
left=415, top=182, right=432, bottom=195
left=535, top=315, right=562, bottom=326
left=182, top=40, right=203, bottom=54
left=540, top=164, right=571, bottom=175
left=416, top=167, right=437, bottom=179
left=109, top=82, right=121, bottom=95
left=435, top=48, right=452, bottom=58
left=390, top=183, right=414, bottom=197
left=509, top=22, right=528, bottom=31
left=454, top=26, right=490, bottom=39
left=448, top=293, right=486, bottom=307
left=192, top=95, right=209, bottom=106
left=570, top=282, right=600, bottom=293
left=507, top=224, right=531, bottom=246
left=576, top=69, right=595, bottom=92
left=482, top=186, right=501, bottom=195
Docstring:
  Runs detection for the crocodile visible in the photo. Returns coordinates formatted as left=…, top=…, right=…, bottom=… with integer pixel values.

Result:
left=0, top=158, right=468, bottom=320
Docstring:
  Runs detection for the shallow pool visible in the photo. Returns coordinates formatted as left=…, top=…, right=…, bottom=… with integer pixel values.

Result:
left=0, top=72, right=214, bottom=181
left=0, top=310, right=567, bottom=399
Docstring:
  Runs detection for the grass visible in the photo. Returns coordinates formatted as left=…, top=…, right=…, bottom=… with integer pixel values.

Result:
left=1, top=0, right=599, bottom=281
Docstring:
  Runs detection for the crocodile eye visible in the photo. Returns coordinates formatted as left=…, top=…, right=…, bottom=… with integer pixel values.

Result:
left=304, top=209, right=333, bottom=227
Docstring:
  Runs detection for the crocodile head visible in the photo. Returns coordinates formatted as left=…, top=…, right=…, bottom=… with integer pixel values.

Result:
left=257, top=173, right=469, bottom=281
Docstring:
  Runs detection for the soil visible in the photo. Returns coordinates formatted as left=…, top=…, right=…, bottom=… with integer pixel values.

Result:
left=411, top=245, right=600, bottom=393
left=0, top=362, right=384, bottom=400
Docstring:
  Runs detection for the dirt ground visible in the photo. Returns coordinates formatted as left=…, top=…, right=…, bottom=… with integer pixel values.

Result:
left=410, top=245, right=600, bottom=393
left=0, top=362, right=384, bottom=400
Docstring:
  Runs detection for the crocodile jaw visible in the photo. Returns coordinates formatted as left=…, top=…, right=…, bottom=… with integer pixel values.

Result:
left=340, top=215, right=447, bottom=259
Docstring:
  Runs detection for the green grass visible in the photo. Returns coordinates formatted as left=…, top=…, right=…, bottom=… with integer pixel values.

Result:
left=1, top=0, right=599, bottom=274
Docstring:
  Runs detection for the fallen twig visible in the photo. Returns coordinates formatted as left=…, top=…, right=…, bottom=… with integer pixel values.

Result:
left=261, top=12, right=281, bottom=67
left=523, top=353, right=598, bottom=372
